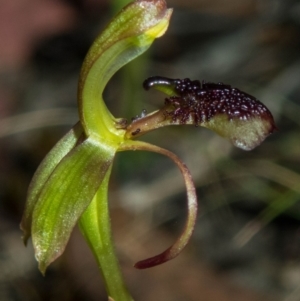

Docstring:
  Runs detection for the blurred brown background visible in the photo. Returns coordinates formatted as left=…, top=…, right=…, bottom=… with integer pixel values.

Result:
left=0, top=0, right=300, bottom=300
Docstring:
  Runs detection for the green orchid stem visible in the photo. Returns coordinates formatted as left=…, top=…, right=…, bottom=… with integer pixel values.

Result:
left=79, top=165, right=133, bottom=301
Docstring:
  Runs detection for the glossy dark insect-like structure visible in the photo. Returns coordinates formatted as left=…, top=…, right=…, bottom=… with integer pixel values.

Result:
left=144, top=76, right=274, bottom=126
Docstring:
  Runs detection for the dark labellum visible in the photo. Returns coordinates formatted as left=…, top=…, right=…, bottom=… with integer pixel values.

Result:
left=144, top=76, right=273, bottom=125
left=143, top=76, right=277, bottom=150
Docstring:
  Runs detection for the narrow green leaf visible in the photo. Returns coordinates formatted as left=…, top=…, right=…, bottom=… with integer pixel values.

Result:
left=20, top=122, right=83, bottom=244
left=31, top=137, right=115, bottom=274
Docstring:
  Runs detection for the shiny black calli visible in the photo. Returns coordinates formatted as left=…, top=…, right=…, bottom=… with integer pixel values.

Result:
left=126, top=76, right=277, bottom=151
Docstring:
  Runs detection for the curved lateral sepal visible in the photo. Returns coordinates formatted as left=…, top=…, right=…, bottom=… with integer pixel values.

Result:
left=118, top=140, right=198, bottom=269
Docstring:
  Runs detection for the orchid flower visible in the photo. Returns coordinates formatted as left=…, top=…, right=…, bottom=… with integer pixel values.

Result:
left=20, top=1, right=276, bottom=300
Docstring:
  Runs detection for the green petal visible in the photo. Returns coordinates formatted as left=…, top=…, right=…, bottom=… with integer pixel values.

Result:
left=31, top=137, right=115, bottom=274
left=78, top=0, right=172, bottom=141
left=20, top=122, right=83, bottom=244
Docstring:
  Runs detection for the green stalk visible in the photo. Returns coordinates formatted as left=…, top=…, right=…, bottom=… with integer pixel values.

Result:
left=79, top=165, right=133, bottom=301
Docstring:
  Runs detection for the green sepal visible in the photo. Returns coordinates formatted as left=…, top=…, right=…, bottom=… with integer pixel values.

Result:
left=78, top=0, right=172, bottom=140
left=31, top=137, right=115, bottom=274
left=20, top=122, right=83, bottom=244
